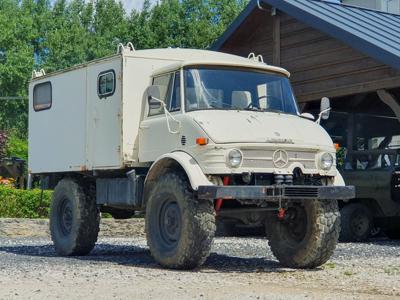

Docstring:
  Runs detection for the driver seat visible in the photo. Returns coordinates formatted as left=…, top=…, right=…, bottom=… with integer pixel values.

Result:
left=232, top=91, right=251, bottom=109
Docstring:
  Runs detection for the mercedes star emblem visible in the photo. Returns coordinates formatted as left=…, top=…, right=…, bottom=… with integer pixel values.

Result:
left=272, top=150, right=289, bottom=168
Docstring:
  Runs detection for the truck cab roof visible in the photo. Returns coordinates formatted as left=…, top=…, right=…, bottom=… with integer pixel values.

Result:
left=126, top=48, right=290, bottom=77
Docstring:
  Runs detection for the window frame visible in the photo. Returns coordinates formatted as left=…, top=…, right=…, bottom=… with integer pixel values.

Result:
left=183, top=66, right=299, bottom=115
left=97, top=69, right=116, bottom=99
left=33, top=81, right=52, bottom=112
left=148, top=72, right=174, bottom=117
left=168, top=71, right=182, bottom=113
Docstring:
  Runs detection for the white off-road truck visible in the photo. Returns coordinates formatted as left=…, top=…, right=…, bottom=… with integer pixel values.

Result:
left=29, top=44, right=354, bottom=269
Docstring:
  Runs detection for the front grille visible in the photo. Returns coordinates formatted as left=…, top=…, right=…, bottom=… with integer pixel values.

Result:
left=284, top=186, right=319, bottom=198
left=241, top=149, right=316, bottom=170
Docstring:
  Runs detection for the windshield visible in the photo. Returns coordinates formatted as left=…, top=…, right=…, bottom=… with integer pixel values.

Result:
left=184, top=67, right=298, bottom=115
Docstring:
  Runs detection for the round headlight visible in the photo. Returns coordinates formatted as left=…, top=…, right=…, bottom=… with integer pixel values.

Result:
left=227, top=149, right=242, bottom=168
left=320, top=152, right=334, bottom=170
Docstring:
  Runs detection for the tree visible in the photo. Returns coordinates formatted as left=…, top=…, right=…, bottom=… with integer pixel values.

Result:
left=0, top=0, right=36, bottom=137
left=128, top=0, right=157, bottom=49
left=0, top=0, right=248, bottom=138
left=43, top=0, right=90, bottom=71
left=88, top=0, right=130, bottom=59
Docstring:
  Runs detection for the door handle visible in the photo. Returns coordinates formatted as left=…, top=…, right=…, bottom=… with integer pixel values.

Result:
left=140, top=125, right=150, bottom=129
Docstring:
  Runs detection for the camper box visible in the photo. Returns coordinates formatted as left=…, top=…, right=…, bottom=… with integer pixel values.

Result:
left=29, top=46, right=179, bottom=174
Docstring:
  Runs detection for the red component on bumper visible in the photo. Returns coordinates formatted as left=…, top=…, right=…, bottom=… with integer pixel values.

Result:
left=278, top=208, right=286, bottom=220
left=215, top=176, right=230, bottom=212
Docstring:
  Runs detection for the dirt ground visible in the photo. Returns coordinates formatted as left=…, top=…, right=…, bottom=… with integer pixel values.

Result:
left=0, top=218, right=399, bottom=300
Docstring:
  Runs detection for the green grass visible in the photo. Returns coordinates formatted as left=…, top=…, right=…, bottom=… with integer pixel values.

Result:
left=384, top=266, right=400, bottom=276
left=344, top=271, right=355, bottom=276
left=323, top=262, right=336, bottom=269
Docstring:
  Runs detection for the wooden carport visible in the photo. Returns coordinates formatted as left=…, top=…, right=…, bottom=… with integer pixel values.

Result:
left=211, top=0, right=400, bottom=115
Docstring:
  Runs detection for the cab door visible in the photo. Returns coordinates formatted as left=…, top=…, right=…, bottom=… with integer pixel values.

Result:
left=139, top=72, right=182, bottom=162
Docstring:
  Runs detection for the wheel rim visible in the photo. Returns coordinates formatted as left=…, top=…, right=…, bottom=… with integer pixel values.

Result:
left=58, top=197, right=73, bottom=236
left=158, top=199, right=182, bottom=248
left=351, top=212, right=369, bottom=237
left=279, top=205, right=308, bottom=245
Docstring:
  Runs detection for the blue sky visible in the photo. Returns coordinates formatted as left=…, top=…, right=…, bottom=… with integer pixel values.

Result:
left=50, top=0, right=156, bottom=13
left=121, top=0, right=155, bottom=12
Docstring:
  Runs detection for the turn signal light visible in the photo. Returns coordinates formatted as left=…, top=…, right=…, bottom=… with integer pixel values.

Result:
left=196, top=137, right=208, bottom=146
left=334, top=143, right=340, bottom=151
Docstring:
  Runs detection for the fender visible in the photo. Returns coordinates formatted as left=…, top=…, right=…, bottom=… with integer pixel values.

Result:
left=145, top=152, right=213, bottom=191
left=334, top=171, right=345, bottom=186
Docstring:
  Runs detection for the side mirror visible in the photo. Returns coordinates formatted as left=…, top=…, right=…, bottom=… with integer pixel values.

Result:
left=320, top=97, right=331, bottom=120
left=146, top=85, right=164, bottom=110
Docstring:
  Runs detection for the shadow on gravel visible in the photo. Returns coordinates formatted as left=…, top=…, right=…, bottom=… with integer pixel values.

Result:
left=4, top=238, right=398, bottom=273
left=0, top=242, right=319, bottom=273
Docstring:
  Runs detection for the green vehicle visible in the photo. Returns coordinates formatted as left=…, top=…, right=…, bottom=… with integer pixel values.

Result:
left=322, top=112, right=400, bottom=241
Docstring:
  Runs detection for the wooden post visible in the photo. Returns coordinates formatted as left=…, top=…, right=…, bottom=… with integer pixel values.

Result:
left=272, top=12, right=281, bottom=66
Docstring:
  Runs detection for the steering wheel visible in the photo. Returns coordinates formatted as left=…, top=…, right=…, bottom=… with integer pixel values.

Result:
left=248, top=95, right=282, bottom=111
left=246, top=102, right=261, bottom=110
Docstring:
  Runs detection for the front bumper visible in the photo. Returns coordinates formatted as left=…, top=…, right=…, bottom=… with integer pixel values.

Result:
left=197, top=185, right=355, bottom=201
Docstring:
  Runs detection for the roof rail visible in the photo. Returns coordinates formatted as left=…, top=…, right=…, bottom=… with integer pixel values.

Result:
left=32, top=69, right=46, bottom=79
left=248, top=52, right=265, bottom=64
left=117, top=42, right=136, bottom=54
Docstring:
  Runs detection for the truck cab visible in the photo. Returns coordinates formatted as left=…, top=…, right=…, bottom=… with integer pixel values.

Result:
left=29, top=45, right=354, bottom=270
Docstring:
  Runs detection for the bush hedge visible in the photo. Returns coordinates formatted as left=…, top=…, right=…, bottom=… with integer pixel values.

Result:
left=0, top=186, right=52, bottom=218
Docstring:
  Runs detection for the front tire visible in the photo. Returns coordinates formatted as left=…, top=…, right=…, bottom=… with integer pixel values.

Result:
left=266, top=199, right=340, bottom=269
left=145, top=172, right=215, bottom=269
left=50, top=178, right=100, bottom=256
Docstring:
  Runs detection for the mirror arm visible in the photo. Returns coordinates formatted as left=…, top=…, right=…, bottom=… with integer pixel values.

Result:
left=316, top=107, right=331, bottom=124
left=150, top=96, right=181, bottom=134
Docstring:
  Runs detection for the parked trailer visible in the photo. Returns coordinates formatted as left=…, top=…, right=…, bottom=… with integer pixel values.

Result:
left=29, top=44, right=354, bottom=269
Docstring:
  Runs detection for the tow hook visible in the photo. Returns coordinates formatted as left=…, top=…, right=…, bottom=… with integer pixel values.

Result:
left=277, top=208, right=286, bottom=220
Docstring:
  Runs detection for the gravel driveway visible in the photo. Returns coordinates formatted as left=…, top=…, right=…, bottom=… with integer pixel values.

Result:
left=0, top=219, right=399, bottom=300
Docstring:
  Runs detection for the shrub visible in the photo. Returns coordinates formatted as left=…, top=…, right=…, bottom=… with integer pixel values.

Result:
left=5, top=131, right=28, bottom=161
left=0, top=186, right=52, bottom=218
left=0, top=131, right=8, bottom=159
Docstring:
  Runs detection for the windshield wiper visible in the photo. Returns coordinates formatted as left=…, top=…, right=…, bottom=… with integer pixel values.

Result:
left=244, top=106, right=262, bottom=112
left=208, top=101, right=239, bottom=110
left=264, top=108, right=284, bottom=113
left=244, top=107, right=285, bottom=113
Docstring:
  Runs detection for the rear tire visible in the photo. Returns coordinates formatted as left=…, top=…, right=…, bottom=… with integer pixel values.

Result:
left=266, top=199, right=340, bottom=269
left=339, top=203, right=373, bottom=242
left=145, top=172, right=215, bottom=269
left=50, top=178, right=100, bottom=256
left=384, top=228, right=400, bottom=239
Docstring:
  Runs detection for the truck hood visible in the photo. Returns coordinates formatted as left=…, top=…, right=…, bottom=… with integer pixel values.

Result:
left=190, top=110, right=333, bottom=147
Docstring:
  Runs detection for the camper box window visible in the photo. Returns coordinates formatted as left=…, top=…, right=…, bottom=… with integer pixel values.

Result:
left=98, top=70, right=115, bottom=98
left=33, top=81, right=52, bottom=111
